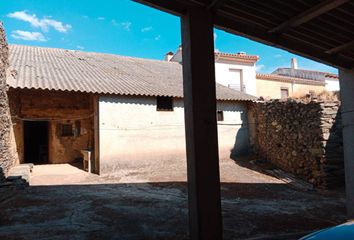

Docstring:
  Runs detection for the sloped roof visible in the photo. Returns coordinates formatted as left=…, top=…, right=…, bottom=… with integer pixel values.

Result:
left=7, top=45, right=256, bottom=101
left=272, top=68, right=338, bottom=82
left=256, top=73, right=325, bottom=86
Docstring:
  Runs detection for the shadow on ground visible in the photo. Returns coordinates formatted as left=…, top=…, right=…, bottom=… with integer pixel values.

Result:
left=0, top=180, right=346, bottom=240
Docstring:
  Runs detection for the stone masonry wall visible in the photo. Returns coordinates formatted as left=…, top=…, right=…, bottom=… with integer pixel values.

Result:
left=250, top=100, right=343, bottom=189
left=0, top=22, right=15, bottom=182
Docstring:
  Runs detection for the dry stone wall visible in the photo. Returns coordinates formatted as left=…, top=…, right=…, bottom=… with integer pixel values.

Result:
left=0, top=22, right=14, bottom=182
left=250, top=99, right=343, bottom=189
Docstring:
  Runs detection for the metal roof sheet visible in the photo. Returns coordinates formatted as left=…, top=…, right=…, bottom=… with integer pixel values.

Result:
left=8, top=44, right=256, bottom=101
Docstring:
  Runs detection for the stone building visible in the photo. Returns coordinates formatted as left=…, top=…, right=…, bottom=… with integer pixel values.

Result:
left=7, top=44, right=255, bottom=175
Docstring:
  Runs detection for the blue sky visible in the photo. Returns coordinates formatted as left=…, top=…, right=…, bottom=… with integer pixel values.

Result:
left=0, top=0, right=337, bottom=74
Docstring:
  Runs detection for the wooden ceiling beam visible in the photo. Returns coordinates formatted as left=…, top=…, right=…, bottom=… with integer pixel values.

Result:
left=215, top=12, right=353, bottom=69
left=326, top=40, right=354, bottom=54
left=135, top=0, right=354, bottom=69
left=207, top=0, right=227, bottom=11
left=269, top=0, right=351, bottom=33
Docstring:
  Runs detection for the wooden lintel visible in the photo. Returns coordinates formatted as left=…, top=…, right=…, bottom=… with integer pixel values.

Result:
left=326, top=40, right=354, bottom=54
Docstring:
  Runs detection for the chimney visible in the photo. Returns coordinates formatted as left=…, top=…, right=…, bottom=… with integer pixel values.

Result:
left=291, top=58, right=298, bottom=69
left=164, top=51, right=174, bottom=62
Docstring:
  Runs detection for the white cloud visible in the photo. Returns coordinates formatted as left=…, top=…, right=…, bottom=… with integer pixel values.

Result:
left=8, top=11, right=72, bottom=33
left=97, top=17, right=105, bottom=21
left=213, top=33, right=217, bottom=41
left=274, top=54, right=282, bottom=58
left=154, top=35, right=161, bottom=41
left=141, top=26, right=152, bottom=32
left=11, top=30, right=46, bottom=41
left=120, top=22, right=131, bottom=31
left=111, top=19, right=118, bottom=26
left=76, top=45, right=85, bottom=50
left=256, top=64, right=265, bottom=72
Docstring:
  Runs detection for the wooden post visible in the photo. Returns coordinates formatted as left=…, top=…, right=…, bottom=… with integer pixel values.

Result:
left=93, top=94, right=100, bottom=174
left=339, top=69, right=354, bottom=218
left=181, top=7, right=223, bottom=240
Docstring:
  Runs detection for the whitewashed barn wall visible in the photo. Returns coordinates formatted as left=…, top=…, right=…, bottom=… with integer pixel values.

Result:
left=98, top=95, right=250, bottom=175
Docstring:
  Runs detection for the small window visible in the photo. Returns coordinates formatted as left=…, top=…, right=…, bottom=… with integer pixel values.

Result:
left=217, top=111, right=224, bottom=121
left=61, top=124, right=73, bottom=137
left=280, top=88, right=289, bottom=99
left=157, top=96, right=173, bottom=111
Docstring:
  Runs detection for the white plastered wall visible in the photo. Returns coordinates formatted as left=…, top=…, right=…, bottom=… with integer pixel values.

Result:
left=325, top=78, right=340, bottom=91
left=215, top=61, right=257, bottom=96
left=98, top=95, right=250, bottom=175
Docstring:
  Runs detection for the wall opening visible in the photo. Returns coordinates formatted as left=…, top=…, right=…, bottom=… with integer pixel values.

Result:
left=24, top=121, right=49, bottom=164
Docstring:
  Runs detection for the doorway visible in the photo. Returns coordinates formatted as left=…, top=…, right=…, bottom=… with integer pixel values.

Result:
left=24, top=121, right=49, bottom=164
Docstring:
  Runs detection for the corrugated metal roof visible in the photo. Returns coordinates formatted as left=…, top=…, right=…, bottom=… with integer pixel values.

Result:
left=8, top=44, right=256, bottom=101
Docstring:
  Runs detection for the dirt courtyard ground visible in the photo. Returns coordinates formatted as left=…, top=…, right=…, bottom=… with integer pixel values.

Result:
left=0, top=158, right=347, bottom=240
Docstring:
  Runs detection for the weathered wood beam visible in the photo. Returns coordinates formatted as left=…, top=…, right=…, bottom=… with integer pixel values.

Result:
left=207, top=0, right=227, bottom=11
left=269, top=0, right=351, bottom=33
left=181, top=6, right=223, bottom=240
left=326, top=40, right=354, bottom=54
left=215, top=11, right=354, bottom=69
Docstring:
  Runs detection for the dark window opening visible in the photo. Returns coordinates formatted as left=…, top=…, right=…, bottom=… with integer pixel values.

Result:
left=157, top=96, right=173, bottom=111
left=280, top=88, right=289, bottom=99
left=217, top=111, right=224, bottom=121
left=61, top=124, right=74, bottom=137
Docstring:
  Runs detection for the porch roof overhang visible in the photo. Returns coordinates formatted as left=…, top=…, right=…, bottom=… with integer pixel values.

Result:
left=134, top=0, right=354, bottom=70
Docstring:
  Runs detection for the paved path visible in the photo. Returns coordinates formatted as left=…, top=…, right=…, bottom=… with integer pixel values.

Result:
left=0, top=158, right=347, bottom=240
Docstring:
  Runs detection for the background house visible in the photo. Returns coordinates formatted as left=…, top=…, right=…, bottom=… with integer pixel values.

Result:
left=168, top=47, right=337, bottom=100
left=256, top=73, right=326, bottom=99
left=168, top=46, right=259, bottom=96
left=7, top=44, right=256, bottom=175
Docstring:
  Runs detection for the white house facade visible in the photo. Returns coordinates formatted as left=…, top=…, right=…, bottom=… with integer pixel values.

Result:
left=169, top=47, right=259, bottom=96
